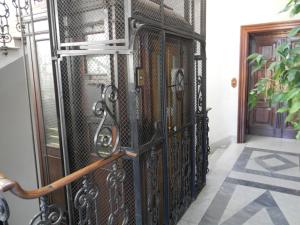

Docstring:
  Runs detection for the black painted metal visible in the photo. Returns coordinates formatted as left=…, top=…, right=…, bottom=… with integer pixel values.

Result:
left=30, top=196, right=64, bottom=225
left=0, top=196, right=9, bottom=225
left=0, top=0, right=11, bottom=55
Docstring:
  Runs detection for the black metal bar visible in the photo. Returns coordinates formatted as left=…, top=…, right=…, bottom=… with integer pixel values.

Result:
left=160, top=30, right=170, bottom=225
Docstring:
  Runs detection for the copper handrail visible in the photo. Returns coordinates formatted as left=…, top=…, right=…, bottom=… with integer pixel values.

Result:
left=0, top=152, right=125, bottom=200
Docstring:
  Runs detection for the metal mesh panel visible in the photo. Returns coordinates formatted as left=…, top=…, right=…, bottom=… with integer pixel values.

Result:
left=56, top=0, right=125, bottom=45
left=194, top=40, right=207, bottom=195
left=132, top=0, right=162, bottom=22
left=134, top=30, right=162, bottom=145
left=59, top=53, right=130, bottom=171
left=132, top=0, right=193, bottom=33
left=62, top=158, right=134, bottom=225
left=140, top=146, right=164, bottom=225
left=122, top=159, right=136, bottom=225
left=58, top=52, right=132, bottom=223
left=165, top=36, right=194, bottom=225
left=194, top=0, right=206, bottom=35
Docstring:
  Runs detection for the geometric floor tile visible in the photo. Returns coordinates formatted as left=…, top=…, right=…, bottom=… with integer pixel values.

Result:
left=255, top=154, right=298, bottom=172
left=220, top=191, right=289, bottom=225
left=199, top=147, right=300, bottom=225
left=233, top=148, right=300, bottom=182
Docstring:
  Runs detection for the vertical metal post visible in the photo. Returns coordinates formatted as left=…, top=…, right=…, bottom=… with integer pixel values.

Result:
left=46, top=0, right=74, bottom=223
left=127, top=53, right=143, bottom=224
left=160, top=30, right=170, bottom=225
left=200, top=0, right=206, bottom=37
left=190, top=43, right=196, bottom=198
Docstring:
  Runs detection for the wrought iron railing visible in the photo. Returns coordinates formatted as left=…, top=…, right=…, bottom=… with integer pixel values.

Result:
left=0, top=152, right=129, bottom=225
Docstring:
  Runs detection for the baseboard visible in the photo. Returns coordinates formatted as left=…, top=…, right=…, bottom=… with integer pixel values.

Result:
left=210, top=136, right=236, bottom=154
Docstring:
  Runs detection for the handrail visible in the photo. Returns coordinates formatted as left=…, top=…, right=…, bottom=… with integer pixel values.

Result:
left=0, top=152, right=125, bottom=200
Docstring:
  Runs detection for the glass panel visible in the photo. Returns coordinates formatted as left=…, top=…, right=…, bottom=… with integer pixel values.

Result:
left=36, top=40, right=60, bottom=148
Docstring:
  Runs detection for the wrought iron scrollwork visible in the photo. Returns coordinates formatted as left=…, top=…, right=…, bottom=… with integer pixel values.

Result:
left=175, top=69, right=185, bottom=99
left=205, top=113, right=210, bottom=174
left=0, top=0, right=11, bottom=55
left=181, top=128, right=191, bottom=207
left=74, top=176, right=99, bottom=225
left=30, top=196, right=64, bottom=225
left=146, top=147, right=160, bottom=225
left=169, top=132, right=180, bottom=224
left=107, top=162, right=128, bottom=225
left=93, top=84, right=120, bottom=158
left=12, top=0, right=29, bottom=32
left=0, top=196, right=10, bottom=224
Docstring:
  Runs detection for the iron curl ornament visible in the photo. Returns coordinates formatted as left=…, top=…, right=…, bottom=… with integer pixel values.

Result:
left=12, top=0, right=29, bottom=32
left=0, top=196, right=10, bottom=224
left=74, top=176, right=99, bottom=225
left=146, top=148, right=160, bottom=225
left=93, top=84, right=120, bottom=159
left=106, top=162, right=128, bottom=225
left=30, top=196, right=64, bottom=225
left=0, top=0, right=11, bottom=54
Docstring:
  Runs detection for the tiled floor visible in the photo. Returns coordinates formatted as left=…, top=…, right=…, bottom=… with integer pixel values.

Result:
left=179, top=136, right=300, bottom=225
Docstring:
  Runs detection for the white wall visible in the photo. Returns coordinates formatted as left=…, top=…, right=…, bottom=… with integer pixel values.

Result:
left=206, top=0, right=300, bottom=144
left=0, top=55, right=39, bottom=224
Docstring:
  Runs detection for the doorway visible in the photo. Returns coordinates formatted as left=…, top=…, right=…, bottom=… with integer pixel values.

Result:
left=238, top=20, right=300, bottom=143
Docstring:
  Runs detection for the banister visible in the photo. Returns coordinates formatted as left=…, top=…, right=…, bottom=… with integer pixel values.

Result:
left=0, top=152, right=125, bottom=200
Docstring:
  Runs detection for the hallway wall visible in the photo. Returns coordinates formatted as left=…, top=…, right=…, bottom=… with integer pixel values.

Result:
left=0, top=54, right=39, bottom=224
left=206, top=0, right=300, bottom=145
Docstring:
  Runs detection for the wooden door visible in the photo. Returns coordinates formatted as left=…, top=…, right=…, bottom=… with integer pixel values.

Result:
left=247, top=32, right=297, bottom=139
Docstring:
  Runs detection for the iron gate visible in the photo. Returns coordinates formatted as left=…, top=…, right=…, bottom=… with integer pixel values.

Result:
left=45, top=0, right=208, bottom=224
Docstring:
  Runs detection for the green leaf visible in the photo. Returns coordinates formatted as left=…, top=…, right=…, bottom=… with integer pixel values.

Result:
left=247, top=53, right=260, bottom=61
left=288, top=25, right=300, bottom=37
left=296, top=131, right=300, bottom=140
left=286, top=88, right=300, bottom=100
left=290, top=101, right=300, bottom=113
left=291, top=3, right=300, bottom=15
left=288, top=69, right=298, bottom=81
left=280, top=0, right=294, bottom=13
left=272, top=93, right=285, bottom=103
left=268, top=62, right=278, bottom=71
left=277, top=107, right=289, bottom=113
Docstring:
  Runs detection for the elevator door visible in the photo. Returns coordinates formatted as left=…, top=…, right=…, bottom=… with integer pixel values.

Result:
left=165, top=37, right=194, bottom=224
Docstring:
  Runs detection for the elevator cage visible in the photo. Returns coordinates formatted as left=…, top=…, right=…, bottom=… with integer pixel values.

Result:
left=42, top=0, right=208, bottom=224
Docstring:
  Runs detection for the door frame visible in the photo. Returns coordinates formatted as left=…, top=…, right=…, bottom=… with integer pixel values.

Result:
left=237, top=19, right=300, bottom=143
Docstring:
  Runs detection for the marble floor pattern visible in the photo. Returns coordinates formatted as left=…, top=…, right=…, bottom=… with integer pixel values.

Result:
left=178, top=136, right=300, bottom=225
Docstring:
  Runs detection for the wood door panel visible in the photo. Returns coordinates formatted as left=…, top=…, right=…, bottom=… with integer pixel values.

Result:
left=248, top=33, right=282, bottom=137
left=251, top=108, right=274, bottom=125
left=247, top=32, right=297, bottom=139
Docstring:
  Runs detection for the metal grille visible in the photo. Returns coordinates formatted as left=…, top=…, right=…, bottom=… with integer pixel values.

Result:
left=165, top=36, right=194, bottom=225
left=194, top=39, right=207, bottom=194
left=59, top=53, right=130, bottom=169
left=132, top=0, right=194, bottom=33
left=140, top=146, right=164, bottom=225
left=134, top=29, right=162, bottom=145
left=43, top=1, right=208, bottom=225
left=56, top=0, right=126, bottom=46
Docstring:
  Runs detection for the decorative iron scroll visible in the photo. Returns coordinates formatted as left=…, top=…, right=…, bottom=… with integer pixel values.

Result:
left=169, top=132, right=180, bottom=224
left=106, top=162, right=128, bottom=225
left=175, top=69, right=185, bottom=99
left=205, top=114, right=210, bottom=174
left=146, top=147, right=160, bottom=225
left=12, top=0, right=29, bottom=32
left=181, top=128, right=192, bottom=207
left=30, top=196, right=64, bottom=225
left=74, top=176, right=99, bottom=225
left=0, top=0, right=11, bottom=54
left=0, top=196, right=10, bottom=224
left=93, top=84, right=120, bottom=158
